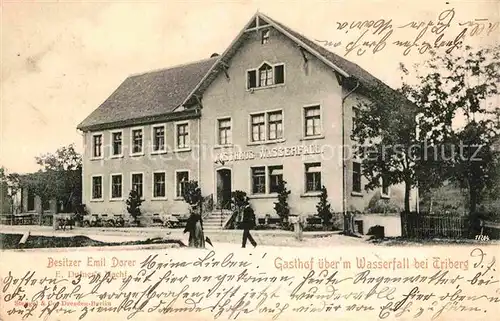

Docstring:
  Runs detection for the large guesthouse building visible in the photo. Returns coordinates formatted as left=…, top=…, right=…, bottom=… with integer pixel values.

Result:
left=77, top=13, right=416, bottom=225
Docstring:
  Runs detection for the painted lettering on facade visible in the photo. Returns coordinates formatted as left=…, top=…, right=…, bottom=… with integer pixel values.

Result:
left=215, top=144, right=322, bottom=163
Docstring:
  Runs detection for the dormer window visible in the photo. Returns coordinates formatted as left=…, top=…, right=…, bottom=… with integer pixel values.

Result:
left=247, top=62, right=285, bottom=89
left=261, top=29, right=270, bottom=44
left=259, top=63, right=273, bottom=87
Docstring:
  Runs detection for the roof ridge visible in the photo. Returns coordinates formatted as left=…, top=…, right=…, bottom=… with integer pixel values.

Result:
left=128, top=56, right=218, bottom=78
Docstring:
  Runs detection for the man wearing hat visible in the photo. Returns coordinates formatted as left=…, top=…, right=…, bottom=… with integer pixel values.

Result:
left=241, top=204, right=257, bottom=248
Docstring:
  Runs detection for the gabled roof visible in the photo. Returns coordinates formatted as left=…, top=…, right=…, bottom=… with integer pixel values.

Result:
left=78, top=12, right=407, bottom=132
left=179, top=12, right=408, bottom=109
left=259, top=13, right=392, bottom=93
left=77, top=57, right=217, bottom=131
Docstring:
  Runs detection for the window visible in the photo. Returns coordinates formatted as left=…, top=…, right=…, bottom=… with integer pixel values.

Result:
left=131, top=128, right=143, bottom=154
left=261, top=29, right=270, bottom=44
left=92, top=176, right=102, bottom=200
left=176, top=171, right=189, bottom=198
left=92, top=134, right=103, bottom=158
left=250, top=110, right=284, bottom=143
left=111, top=131, right=122, bottom=156
left=274, top=64, right=284, bottom=84
left=152, top=125, right=166, bottom=152
left=176, top=122, right=189, bottom=150
left=251, top=114, right=266, bottom=142
left=247, top=63, right=286, bottom=89
left=304, top=105, right=321, bottom=137
left=111, top=174, right=123, bottom=199
left=131, top=173, right=143, bottom=198
left=269, top=166, right=283, bottom=193
left=352, top=162, right=362, bottom=193
left=251, top=167, right=266, bottom=194
left=247, top=70, right=257, bottom=89
left=218, top=118, right=232, bottom=145
left=305, top=163, right=322, bottom=192
left=259, top=63, right=273, bottom=87
left=153, top=172, right=166, bottom=198
left=268, top=111, right=283, bottom=140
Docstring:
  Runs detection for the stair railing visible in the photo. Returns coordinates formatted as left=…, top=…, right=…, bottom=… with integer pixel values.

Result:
left=201, top=194, right=214, bottom=220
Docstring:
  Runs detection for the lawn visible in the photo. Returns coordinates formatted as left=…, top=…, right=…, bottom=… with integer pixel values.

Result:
left=0, top=233, right=185, bottom=250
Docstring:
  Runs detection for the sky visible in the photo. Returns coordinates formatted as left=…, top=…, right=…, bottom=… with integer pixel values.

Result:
left=1, top=0, right=498, bottom=173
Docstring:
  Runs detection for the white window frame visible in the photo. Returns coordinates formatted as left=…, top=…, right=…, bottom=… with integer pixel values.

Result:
left=130, top=172, right=145, bottom=200
left=302, top=104, right=324, bottom=140
left=129, top=126, right=145, bottom=157
left=351, top=160, right=363, bottom=195
left=152, top=171, right=167, bottom=200
left=268, top=165, right=284, bottom=194
left=266, top=109, right=284, bottom=141
left=250, top=165, right=267, bottom=195
left=304, top=162, right=322, bottom=194
left=90, top=175, right=103, bottom=201
left=110, top=129, right=124, bottom=158
left=215, top=116, right=233, bottom=147
left=110, top=173, right=123, bottom=201
left=174, top=169, right=190, bottom=200
left=273, top=63, right=286, bottom=85
left=246, top=61, right=286, bottom=91
left=91, top=132, right=104, bottom=160
left=174, top=120, right=191, bottom=152
left=151, top=123, right=167, bottom=155
left=248, top=108, right=285, bottom=144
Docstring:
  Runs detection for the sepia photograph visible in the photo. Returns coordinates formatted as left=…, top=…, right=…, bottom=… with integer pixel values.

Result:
left=0, top=1, right=499, bottom=320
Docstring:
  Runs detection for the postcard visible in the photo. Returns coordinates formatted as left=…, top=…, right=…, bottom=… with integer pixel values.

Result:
left=1, top=0, right=499, bottom=320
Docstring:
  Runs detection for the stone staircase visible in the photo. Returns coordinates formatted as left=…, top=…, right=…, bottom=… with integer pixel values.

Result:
left=203, top=210, right=233, bottom=230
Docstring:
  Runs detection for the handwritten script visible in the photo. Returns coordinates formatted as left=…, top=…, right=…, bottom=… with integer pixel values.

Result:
left=1, top=247, right=498, bottom=320
left=315, top=8, right=499, bottom=56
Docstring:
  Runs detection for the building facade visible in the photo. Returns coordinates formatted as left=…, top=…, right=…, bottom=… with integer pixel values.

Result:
left=77, top=13, right=416, bottom=221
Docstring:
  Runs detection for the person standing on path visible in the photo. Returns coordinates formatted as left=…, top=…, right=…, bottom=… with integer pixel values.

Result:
left=241, top=204, right=257, bottom=248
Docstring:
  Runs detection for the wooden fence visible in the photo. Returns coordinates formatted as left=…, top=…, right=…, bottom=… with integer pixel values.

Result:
left=400, top=212, right=468, bottom=239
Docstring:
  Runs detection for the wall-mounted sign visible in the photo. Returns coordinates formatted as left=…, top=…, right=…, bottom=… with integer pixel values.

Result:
left=215, top=144, right=322, bottom=163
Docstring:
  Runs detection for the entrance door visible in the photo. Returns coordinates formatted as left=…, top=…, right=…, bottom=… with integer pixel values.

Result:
left=216, top=169, right=232, bottom=209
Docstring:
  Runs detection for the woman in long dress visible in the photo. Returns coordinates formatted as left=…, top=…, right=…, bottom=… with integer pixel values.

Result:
left=184, top=207, right=205, bottom=248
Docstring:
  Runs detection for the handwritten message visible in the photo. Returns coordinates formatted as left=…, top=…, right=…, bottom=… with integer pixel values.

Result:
left=0, top=246, right=498, bottom=321
left=315, top=8, right=499, bottom=56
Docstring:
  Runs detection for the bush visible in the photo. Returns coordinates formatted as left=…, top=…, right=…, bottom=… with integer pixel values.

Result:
left=273, top=180, right=291, bottom=226
left=182, top=180, right=202, bottom=207
left=366, top=192, right=401, bottom=213
left=126, top=190, right=142, bottom=225
left=316, top=186, right=333, bottom=226
left=231, top=190, right=249, bottom=225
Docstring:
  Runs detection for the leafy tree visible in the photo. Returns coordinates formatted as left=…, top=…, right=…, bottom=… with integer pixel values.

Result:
left=316, top=186, right=332, bottom=227
left=182, top=180, right=203, bottom=208
left=406, top=45, right=500, bottom=221
left=182, top=180, right=205, bottom=225
left=126, top=189, right=142, bottom=226
left=35, top=144, right=82, bottom=171
left=351, top=81, right=422, bottom=213
left=33, top=144, right=82, bottom=212
left=273, top=180, right=291, bottom=226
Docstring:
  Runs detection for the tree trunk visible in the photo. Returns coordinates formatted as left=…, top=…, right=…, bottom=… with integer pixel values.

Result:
left=404, top=182, right=411, bottom=213
left=469, top=187, right=478, bottom=214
